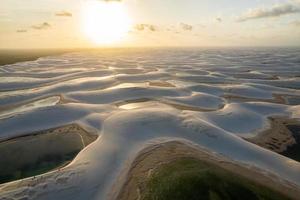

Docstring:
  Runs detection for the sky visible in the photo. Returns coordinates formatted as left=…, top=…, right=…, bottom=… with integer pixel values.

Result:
left=0, top=0, right=300, bottom=48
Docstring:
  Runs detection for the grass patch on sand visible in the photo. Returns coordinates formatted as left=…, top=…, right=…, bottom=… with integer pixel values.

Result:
left=142, top=158, right=290, bottom=200
left=0, top=124, right=97, bottom=184
left=0, top=151, right=78, bottom=184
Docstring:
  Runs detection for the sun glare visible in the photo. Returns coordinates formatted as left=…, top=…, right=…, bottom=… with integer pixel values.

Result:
left=82, top=0, right=132, bottom=44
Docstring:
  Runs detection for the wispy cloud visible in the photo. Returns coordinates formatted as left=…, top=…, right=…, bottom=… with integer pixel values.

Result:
left=237, top=3, right=300, bottom=22
left=16, top=29, right=27, bottom=33
left=180, top=23, right=193, bottom=31
left=55, top=11, right=72, bottom=17
left=135, top=24, right=157, bottom=31
left=31, top=22, right=51, bottom=30
left=290, top=20, right=300, bottom=26
left=216, top=17, right=222, bottom=23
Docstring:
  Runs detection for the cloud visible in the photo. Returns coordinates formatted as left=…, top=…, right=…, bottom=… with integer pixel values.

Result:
left=31, top=22, right=51, bottom=30
left=216, top=17, right=222, bottom=23
left=237, top=3, right=300, bottom=22
left=135, top=24, right=157, bottom=31
left=55, top=11, right=72, bottom=17
left=180, top=23, right=193, bottom=31
left=16, top=29, right=27, bottom=33
left=290, top=20, right=300, bottom=26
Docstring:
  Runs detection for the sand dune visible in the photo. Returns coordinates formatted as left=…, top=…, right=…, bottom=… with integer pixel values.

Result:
left=0, top=48, right=300, bottom=199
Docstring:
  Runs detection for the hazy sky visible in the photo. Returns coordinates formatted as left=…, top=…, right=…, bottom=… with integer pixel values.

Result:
left=0, top=0, right=300, bottom=48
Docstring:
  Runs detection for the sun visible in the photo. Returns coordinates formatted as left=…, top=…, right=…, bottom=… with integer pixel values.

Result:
left=82, top=0, right=132, bottom=44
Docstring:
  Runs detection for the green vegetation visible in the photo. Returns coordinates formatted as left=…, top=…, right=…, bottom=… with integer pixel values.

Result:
left=0, top=125, right=97, bottom=184
left=142, top=158, right=290, bottom=200
left=0, top=151, right=79, bottom=184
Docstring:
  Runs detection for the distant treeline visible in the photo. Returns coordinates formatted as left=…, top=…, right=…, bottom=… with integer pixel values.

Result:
left=0, top=49, right=74, bottom=65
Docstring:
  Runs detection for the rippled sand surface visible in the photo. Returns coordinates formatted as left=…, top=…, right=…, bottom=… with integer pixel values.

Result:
left=0, top=48, right=300, bottom=199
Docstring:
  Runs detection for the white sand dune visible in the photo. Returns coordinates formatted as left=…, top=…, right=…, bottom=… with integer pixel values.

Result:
left=0, top=48, right=300, bottom=199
